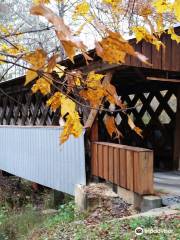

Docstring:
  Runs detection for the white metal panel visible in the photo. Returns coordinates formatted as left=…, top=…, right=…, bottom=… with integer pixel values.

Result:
left=0, top=126, right=86, bottom=195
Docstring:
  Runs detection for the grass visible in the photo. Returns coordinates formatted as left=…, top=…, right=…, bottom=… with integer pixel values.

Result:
left=0, top=204, right=47, bottom=240
left=26, top=201, right=180, bottom=240
left=0, top=198, right=179, bottom=240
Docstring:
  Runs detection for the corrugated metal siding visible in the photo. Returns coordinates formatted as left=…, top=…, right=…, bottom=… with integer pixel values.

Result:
left=0, top=126, right=86, bottom=195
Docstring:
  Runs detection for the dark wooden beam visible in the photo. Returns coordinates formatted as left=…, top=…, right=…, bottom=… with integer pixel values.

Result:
left=79, top=60, right=126, bottom=74
left=147, top=76, right=180, bottom=83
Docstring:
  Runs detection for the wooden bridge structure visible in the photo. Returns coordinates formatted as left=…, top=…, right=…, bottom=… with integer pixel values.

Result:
left=0, top=27, right=180, bottom=195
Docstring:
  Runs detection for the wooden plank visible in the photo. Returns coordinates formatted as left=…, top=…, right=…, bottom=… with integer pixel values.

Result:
left=162, top=35, right=171, bottom=71
left=79, top=60, right=122, bottom=74
left=92, top=143, right=98, bottom=176
left=108, top=146, right=114, bottom=182
left=152, top=45, right=162, bottom=70
left=172, top=40, right=180, bottom=72
left=131, top=41, right=142, bottom=67
left=142, top=42, right=152, bottom=68
left=103, top=145, right=109, bottom=180
left=126, top=150, right=134, bottom=191
left=147, top=76, right=180, bottom=83
left=138, top=152, right=154, bottom=194
left=113, top=148, right=119, bottom=185
left=91, top=143, right=95, bottom=175
left=133, top=151, right=141, bottom=193
left=119, top=149, right=126, bottom=188
left=94, top=141, right=152, bottom=152
left=98, top=144, right=103, bottom=178
left=90, top=117, right=99, bottom=142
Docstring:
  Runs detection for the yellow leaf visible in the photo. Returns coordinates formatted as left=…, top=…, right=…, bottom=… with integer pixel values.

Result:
left=168, top=28, right=180, bottom=43
left=53, top=64, right=66, bottom=78
left=46, top=92, right=61, bottom=112
left=47, top=92, right=80, bottom=123
left=139, top=6, right=153, bottom=17
left=95, top=31, right=135, bottom=64
left=155, top=14, right=164, bottom=33
left=173, top=0, right=180, bottom=22
left=60, top=94, right=76, bottom=117
left=32, top=78, right=51, bottom=95
left=80, top=87, right=105, bottom=107
left=25, top=70, right=38, bottom=86
left=24, top=49, right=47, bottom=69
left=33, top=0, right=50, bottom=4
left=30, top=4, right=88, bottom=62
left=153, top=0, right=172, bottom=13
left=60, top=113, right=83, bottom=144
left=86, top=71, right=104, bottom=88
left=132, top=26, right=165, bottom=51
left=1, top=44, right=26, bottom=55
left=73, top=1, right=90, bottom=20
left=103, top=0, right=122, bottom=8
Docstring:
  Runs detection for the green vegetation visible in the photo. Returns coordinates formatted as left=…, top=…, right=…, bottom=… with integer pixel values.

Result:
left=28, top=204, right=180, bottom=240
left=0, top=197, right=179, bottom=240
left=0, top=176, right=179, bottom=240
left=0, top=204, right=47, bottom=240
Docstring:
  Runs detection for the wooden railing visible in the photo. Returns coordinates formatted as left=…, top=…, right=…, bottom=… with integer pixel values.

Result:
left=91, top=142, right=154, bottom=195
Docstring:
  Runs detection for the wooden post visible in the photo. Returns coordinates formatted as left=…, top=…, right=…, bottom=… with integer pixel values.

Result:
left=173, top=88, right=180, bottom=170
left=90, top=117, right=99, bottom=142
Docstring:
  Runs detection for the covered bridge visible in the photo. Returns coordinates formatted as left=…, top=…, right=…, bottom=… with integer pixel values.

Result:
left=0, top=27, right=180, bottom=196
